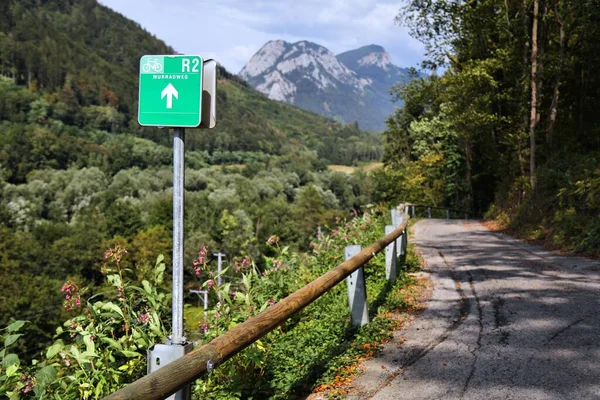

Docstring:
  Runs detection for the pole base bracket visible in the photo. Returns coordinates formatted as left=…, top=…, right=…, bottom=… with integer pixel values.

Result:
left=148, top=342, right=194, bottom=399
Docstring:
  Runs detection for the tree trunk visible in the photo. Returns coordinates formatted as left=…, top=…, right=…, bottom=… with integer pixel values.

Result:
left=529, top=0, right=540, bottom=191
left=519, top=0, right=530, bottom=178
left=464, top=136, right=473, bottom=209
left=547, top=1, right=565, bottom=147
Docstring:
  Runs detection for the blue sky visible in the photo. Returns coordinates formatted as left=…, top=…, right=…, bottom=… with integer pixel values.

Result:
left=99, top=0, right=425, bottom=74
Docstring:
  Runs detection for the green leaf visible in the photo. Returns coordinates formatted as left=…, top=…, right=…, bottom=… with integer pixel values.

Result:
left=101, top=302, right=124, bottom=318
left=100, top=337, right=122, bottom=351
left=5, top=364, right=18, bottom=377
left=35, top=365, right=56, bottom=383
left=4, top=334, right=21, bottom=348
left=121, top=350, right=141, bottom=358
left=95, top=379, right=105, bottom=398
left=83, top=335, right=95, bottom=354
left=46, top=341, right=64, bottom=359
left=2, top=353, right=19, bottom=367
left=142, top=280, right=152, bottom=295
left=81, top=351, right=97, bottom=359
left=70, top=345, right=84, bottom=364
left=5, top=321, right=25, bottom=333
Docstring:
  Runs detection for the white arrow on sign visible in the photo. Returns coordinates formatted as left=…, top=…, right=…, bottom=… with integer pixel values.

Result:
left=161, top=83, right=178, bottom=109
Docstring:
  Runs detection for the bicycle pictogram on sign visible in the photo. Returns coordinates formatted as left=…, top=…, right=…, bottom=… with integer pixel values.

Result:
left=142, top=57, right=163, bottom=73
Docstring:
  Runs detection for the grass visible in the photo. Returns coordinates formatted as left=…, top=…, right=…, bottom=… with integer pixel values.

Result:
left=328, top=162, right=383, bottom=174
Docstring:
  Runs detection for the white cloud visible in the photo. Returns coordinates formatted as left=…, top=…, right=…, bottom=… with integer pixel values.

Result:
left=99, top=0, right=425, bottom=73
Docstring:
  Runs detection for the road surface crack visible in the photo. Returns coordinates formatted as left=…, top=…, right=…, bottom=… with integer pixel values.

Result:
left=460, top=267, right=483, bottom=399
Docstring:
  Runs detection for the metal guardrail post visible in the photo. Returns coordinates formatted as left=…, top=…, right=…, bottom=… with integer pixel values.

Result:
left=412, top=205, right=416, bottom=218
left=446, top=209, right=450, bottom=219
left=391, top=209, right=403, bottom=258
left=428, top=207, right=431, bottom=219
left=384, top=226, right=397, bottom=282
left=345, top=245, right=368, bottom=327
left=397, top=214, right=405, bottom=257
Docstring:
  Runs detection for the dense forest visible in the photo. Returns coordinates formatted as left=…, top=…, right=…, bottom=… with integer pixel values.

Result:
left=0, top=0, right=381, bottom=369
left=377, top=0, right=599, bottom=256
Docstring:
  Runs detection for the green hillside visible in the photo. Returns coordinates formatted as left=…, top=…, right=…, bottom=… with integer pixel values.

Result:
left=0, top=0, right=381, bottom=168
left=0, top=0, right=382, bottom=367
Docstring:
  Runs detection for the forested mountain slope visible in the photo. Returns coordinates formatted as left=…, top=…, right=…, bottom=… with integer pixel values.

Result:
left=0, top=0, right=381, bottom=168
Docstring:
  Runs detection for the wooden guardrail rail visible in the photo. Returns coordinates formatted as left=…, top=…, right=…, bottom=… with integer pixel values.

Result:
left=105, top=207, right=410, bottom=400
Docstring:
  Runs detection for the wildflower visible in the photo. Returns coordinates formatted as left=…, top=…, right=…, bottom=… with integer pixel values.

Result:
left=21, top=375, right=34, bottom=393
left=267, top=235, right=279, bottom=245
left=207, top=280, right=214, bottom=290
left=195, top=268, right=200, bottom=277
left=268, top=298, right=275, bottom=306
left=61, top=281, right=82, bottom=312
left=215, top=312, right=220, bottom=319
left=139, top=313, right=150, bottom=324
left=199, top=322, right=209, bottom=334
left=241, top=257, right=250, bottom=267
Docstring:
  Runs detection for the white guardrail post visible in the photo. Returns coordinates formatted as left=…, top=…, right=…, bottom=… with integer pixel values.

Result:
left=345, top=245, right=369, bottom=327
left=385, top=225, right=397, bottom=282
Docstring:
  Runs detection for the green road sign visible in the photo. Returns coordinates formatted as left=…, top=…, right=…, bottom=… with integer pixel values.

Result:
left=138, top=55, right=203, bottom=127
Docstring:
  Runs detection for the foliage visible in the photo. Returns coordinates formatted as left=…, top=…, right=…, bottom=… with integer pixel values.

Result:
left=189, top=209, right=418, bottom=398
left=1, top=208, right=418, bottom=399
left=0, top=250, right=169, bottom=399
left=382, top=0, right=600, bottom=255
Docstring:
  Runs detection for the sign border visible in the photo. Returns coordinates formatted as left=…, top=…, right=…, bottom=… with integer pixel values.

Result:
left=137, top=54, right=204, bottom=128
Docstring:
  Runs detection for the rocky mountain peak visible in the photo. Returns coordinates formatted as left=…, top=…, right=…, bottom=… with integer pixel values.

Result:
left=239, top=40, right=415, bottom=131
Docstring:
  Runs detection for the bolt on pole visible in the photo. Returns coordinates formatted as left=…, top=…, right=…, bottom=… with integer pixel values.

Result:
left=172, top=127, right=185, bottom=346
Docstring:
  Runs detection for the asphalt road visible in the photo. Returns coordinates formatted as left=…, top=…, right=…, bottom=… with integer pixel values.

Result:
left=350, top=219, right=600, bottom=400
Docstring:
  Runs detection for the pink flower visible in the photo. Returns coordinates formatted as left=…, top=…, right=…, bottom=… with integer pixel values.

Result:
left=267, top=235, right=279, bottom=245
left=200, top=322, right=209, bottom=334
left=214, top=312, right=220, bottom=319
left=195, top=268, right=200, bottom=277
left=268, top=298, right=275, bottom=306
left=207, top=280, right=214, bottom=290
left=139, top=313, right=150, bottom=324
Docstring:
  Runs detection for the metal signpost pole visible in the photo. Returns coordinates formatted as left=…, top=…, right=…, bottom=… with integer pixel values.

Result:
left=172, top=127, right=185, bottom=345
left=139, top=55, right=217, bottom=400
left=147, top=128, right=191, bottom=400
